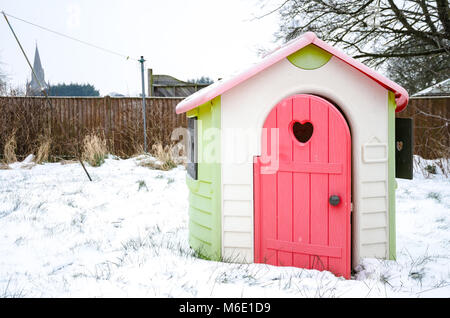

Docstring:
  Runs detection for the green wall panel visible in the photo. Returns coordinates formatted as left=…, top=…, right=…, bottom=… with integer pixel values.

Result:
left=388, top=91, right=397, bottom=260
left=186, top=96, right=221, bottom=260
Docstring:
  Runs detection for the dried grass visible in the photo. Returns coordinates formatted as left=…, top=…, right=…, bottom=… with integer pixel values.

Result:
left=146, top=143, right=176, bottom=171
left=136, top=143, right=185, bottom=171
left=131, top=143, right=145, bottom=157
left=153, top=143, right=183, bottom=171
left=35, top=135, right=51, bottom=164
left=0, top=97, right=49, bottom=160
left=3, top=131, right=17, bottom=164
left=82, top=133, right=108, bottom=167
left=0, top=96, right=187, bottom=160
left=60, top=159, right=79, bottom=165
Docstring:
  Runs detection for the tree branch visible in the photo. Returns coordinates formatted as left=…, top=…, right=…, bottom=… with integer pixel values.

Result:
left=354, top=47, right=446, bottom=58
left=387, top=0, right=437, bottom=46
left=435, top=0, right=450, bottom=36
left=251, top=0, right=290, bottom=20
left=419, top=0, right=438, bottom=35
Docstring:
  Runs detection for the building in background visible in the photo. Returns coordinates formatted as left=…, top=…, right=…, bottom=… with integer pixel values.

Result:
left=26, top=44, right=48, bottom=96
left=147, top=69, right=211, bottom=97
left=412, top=78, right=450, bottom=98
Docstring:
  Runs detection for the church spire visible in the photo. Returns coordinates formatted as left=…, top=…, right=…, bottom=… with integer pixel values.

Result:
left=27, top=43, right=47, bottom=96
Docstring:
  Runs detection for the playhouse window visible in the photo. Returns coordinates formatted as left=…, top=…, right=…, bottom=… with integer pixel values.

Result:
left=187, top=116, right=198, bottom=180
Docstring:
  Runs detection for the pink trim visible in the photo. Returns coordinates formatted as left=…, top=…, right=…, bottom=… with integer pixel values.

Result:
left=175, top=32, right=409, bottom=114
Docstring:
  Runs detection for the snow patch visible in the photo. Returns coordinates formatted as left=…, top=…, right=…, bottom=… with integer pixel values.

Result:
left=0, top=156, right=448, bottom=297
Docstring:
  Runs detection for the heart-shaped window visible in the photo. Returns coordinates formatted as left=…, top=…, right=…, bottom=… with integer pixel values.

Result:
left=292, top=121, right=313, bottom=143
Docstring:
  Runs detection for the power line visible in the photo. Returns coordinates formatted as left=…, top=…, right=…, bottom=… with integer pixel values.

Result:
left=1, top=10, right=137, bottom=62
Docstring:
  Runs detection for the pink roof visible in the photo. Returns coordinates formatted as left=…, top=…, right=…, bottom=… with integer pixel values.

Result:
left=176, top=32, right=409, bottom=114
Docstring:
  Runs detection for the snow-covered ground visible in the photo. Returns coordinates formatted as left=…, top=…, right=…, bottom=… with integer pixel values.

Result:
left=0, top=155, right=448, bottom=297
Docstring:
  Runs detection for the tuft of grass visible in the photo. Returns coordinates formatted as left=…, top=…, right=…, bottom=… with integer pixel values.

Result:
left=92, top=262, right=113, bottom=281
left=1, top=278, right=26, bottom=298
left=71, top=213, right=86, bottom=231
left=434, top=158, right=449, bottom=178
left=379, top=272, right=393, bottom=287
left=135, top=142, right=186, bottom=171
left=409, top=270, right=425, bottom=284
left=137, top=179, right=148, bottom=191
left=404, top=248, right=434, bottom=289
left=151, top=143, right=177, bottom=171
left=413, top=156, right=449, bottom=178
left=121, top=236, right=147, bottom=252
left=0, top=195, right=22, bottom=219
left=425, top=164, right=437, bottom=175
left=131, top=143, right=145, bottom=157
left=427, top=192, right=441, bottom=202
left=192, top=247, right=212, bottom=261
left=82, top=133, right=108, bottom=167
left=60, top=159, right=78, bottom=165
left=14, top=237, right=24, bottom=246
left=35, top=135, right=51, bottom=164
left=3, top=131, right=17, bottom=164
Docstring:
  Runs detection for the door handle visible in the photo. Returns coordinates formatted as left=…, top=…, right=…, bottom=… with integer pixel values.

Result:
left=329, top=195, right=340, bottom=206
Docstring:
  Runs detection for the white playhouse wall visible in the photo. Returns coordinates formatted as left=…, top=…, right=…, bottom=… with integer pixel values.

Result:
left=220, top=55, right=392, bottom=267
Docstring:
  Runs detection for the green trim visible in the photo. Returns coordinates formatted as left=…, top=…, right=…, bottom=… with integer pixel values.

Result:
left=187, top=96, right=221, bottom=261
left=388, top=91, right=396, bottom=260
left=187, top=108, right=199, bottom=118
left=287, top=44, right=332, bottom=70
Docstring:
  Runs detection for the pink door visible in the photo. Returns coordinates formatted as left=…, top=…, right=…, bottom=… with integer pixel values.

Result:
left=254, top=94, right=351, bottom=279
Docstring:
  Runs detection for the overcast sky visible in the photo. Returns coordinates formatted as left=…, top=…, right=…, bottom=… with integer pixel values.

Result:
left=0, top=0, right=283, bottom=96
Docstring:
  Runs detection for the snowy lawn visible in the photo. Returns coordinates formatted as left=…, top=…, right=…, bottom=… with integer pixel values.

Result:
left=0, top=155, right=449, bottom=297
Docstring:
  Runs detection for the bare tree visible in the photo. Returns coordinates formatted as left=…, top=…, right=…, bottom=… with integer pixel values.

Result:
left=386, top=53, right=448, bottom=94
left=259, top=0, right=450, bottom=93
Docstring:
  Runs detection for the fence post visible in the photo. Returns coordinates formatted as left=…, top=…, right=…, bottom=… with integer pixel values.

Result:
left=139, top=56, right=147, bottom=153
left=104, top=95, right=112, bottom=153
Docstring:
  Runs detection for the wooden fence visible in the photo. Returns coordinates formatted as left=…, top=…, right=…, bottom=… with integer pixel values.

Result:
left=0, top=96, right=448, bottom=160
left=0, top=96, right=186, bottom=159
left=396, top=97, right=449, bottom=159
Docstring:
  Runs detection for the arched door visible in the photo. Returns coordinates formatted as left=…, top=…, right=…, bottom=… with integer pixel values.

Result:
left=254, top=94, right=351, bottom=278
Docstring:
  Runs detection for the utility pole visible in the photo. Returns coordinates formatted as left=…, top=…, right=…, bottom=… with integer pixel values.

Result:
left=139, top=56, right=147, bottom=153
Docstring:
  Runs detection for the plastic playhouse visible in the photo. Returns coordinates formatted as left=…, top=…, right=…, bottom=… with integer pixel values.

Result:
left=175, top=32, right=410, bottom=279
